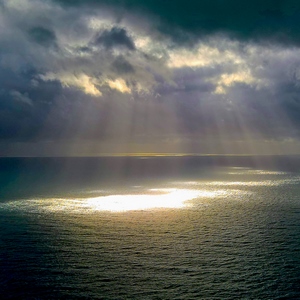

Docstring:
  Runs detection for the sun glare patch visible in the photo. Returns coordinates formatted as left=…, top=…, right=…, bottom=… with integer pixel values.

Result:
left=85, top=189, right=198, bottom=212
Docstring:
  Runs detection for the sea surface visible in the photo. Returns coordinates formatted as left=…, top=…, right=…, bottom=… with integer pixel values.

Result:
left=0, top=156, right=300, bottom=299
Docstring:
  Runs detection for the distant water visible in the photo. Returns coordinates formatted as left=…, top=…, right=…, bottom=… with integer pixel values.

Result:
left=1, top=156, right=300, bottom=299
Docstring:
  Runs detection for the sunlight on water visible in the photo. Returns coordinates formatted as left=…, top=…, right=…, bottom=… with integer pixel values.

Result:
left=174, top=176, right=299, bottom=187
left=1, top=160, right=300, bottom=300
left=206, top=178, right=300, bottom=186
left=5, top=166, right=285, bottom=213
left=226, top=170, right=288, bottom=175
left=0, top=187, right=237, bottom=213
left=85, top=189, right=198, bottom=212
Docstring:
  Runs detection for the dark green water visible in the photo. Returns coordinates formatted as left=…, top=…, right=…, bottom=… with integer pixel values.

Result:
left=0, top=157, right=300, bottom=299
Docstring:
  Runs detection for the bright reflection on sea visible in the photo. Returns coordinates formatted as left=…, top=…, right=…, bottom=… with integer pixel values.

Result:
left=85, top=189, right=198, bottom=212
left=7, top=166, right=293, bottom=213
left=0, top=187, right=237, bottom=213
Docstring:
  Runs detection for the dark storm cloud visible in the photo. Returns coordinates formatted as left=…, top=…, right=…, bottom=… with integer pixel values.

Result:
left=0, top=64, right=65, bottom=139
left=28, top=27, right=57, bottom=47
left=53, top=0, right=300, bottom=45
left=93, top=27, right=136, bottom=50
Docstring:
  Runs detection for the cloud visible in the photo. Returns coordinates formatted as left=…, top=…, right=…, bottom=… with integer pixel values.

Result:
left=2, top=0, right=300, bottom=154
left=52, top=0, right=300, bottom=45
left=9, top=90, right=33, bottom=106
left=28, top=26, right=57, bottom=47
left=112, top=56, right=135, bottom=74
left=167, top=43, right=243, bottom=68
left=106, top=78, right=131, bottom=93
left=93, top=26, right=136, bottom=50
left=40, top=72, right=102, bottom=96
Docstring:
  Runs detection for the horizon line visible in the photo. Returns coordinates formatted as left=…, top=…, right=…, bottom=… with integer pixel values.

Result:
left=1, top=153, right=300, bottom=158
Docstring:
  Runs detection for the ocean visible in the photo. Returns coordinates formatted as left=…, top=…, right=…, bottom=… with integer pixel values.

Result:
left=0, top=156, right=300, bottom=299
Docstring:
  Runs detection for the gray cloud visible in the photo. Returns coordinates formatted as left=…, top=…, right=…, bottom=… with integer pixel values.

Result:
left=28, top=26, right=57, bottom=47
left=112, top=56, right=135, bottom=74
left=93, top=26, right=136, bottom=51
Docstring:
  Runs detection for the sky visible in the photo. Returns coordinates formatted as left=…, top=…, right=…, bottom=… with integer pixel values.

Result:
left=2, top=0, right=300, bottom=155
